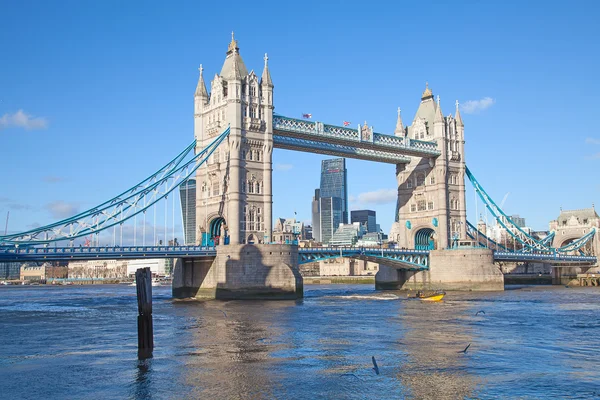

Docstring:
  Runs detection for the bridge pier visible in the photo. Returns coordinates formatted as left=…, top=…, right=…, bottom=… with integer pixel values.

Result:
left=172, top=244, right=303, bottom=300
left=375, top=248, right=504, bottom=291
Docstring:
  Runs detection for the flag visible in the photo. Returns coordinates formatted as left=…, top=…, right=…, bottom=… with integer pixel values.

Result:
left=302, top=113, right=312, bottom=119
left=343, top=121, right=351, bottom=126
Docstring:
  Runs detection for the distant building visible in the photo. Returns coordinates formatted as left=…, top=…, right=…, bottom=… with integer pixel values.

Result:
left=0, top=262, right=21, bottom=280
left=273, top=218, right=304, bottom=243
left=303, top=225, right=313, bottom=241
left=509, top=215, right=526, bottom=228
left=179, top=179, right=197, bottom=245
left=319, top=158, right=348, bottom=223
left=127, top=259, right=171, bottom=277
left=311, top=189, right=321, bottom=242
left=329, top=222, right=365, bottom=247
left=20, top=264, right=46, bottom=281
left=68, top=260, right=128, bottom=279
left=316, top=197, right=343, bottom=245
left=351, top=210, right=377, bottom=233
left=549, top=207, right=600, bottom=255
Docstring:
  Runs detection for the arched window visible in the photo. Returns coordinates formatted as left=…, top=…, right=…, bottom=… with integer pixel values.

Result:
left=417, top=174, right=425, bottom=186
left=407, top=179, right=413, bottom=189
left=256, top=151, right=261, bottom=162
left=249, top=150, right=254, bottom=161
left=250, top=106, right=257, bottom=118
left=250, top=85, right=256, bottom=97
left=242, top=150, right=246, bottom=160
left=248, top=181, right=254, bottom=193
left=256, top=182, right=261, bottom=194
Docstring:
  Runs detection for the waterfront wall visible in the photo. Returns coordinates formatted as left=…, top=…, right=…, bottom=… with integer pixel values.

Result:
left=375, top=248, right=504, bottom=291
left=172, top=244, right=303, bottom=299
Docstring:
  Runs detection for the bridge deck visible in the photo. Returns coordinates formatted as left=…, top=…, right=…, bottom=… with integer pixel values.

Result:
left=273, top=115, right=440, bottom=164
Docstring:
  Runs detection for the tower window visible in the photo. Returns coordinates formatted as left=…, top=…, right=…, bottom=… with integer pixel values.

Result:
left=250, top=106, right=257, bottom=118
left=428, top=201, right=434, bottom=210
left=407, top=179, right=413, bottom=189
left=250, top=86, right=256, bottom=97
left=430, top=176, right=435, bottom=185
left=418, top=200, right=426, bottom=211
left=417, top=174, right=425, bottom=187
left=410, top=204, right=416, bottom=212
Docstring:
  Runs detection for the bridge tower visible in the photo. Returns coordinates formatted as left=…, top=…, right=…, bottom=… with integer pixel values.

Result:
left=193, top=34, right=274, bottom=246
left=390, top=85, right=467, bottom=250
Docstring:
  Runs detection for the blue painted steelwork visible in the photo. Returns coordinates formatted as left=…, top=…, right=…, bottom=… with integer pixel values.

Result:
left=273, top=135, right=411, bottom=164
left=494, top=251, right=596, bottom=265
left=466, top=167, right=596, bottom=253
left=0, top=245, right=217, bottom=262
left=273, top=115, right=440, bottom=163
left=298, top=247, right=429, bottom=270
left=0, top=127, right=231, bottom=245
left=540, top=232, right=555, bottom=246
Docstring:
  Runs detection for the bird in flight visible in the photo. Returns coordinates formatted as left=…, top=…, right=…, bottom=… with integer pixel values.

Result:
left=475, top=310, right=485, bottom=316
left=372, top=356, right=380, bottom=375
left=457, top=343, right=471, bottom=354
left=219, top=310, right=227, bottom=318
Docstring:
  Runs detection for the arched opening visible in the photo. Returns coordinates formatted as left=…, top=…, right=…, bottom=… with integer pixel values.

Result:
left=415, top=228, right=436, bottom=250
left=209, top=217, right=229, bottom=246
left=247, top=233, right=256, bottom=245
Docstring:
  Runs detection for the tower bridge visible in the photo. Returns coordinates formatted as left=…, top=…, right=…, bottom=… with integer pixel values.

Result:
left=1, top=34, right=597, bottom=298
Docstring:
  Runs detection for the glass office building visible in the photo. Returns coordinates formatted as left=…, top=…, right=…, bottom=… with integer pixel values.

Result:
left=179, top=179, right=197, bottom=245
left=319, top=158, right=348, bottom=224
left=351, top=210, right=377, bottom=233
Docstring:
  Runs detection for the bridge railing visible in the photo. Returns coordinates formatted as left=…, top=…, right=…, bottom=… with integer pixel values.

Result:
left=2, top=245, right=217, bottom=256
left=494, top=251, right=597, bottom=262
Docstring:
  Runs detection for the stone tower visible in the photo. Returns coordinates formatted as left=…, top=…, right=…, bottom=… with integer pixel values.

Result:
left=390, top=84, right=467, bottom=249
left=193, top=34, right=274, bottom=245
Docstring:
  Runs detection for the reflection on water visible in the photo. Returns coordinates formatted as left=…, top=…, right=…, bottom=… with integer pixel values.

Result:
left=1, top=285, right=600, bottom=399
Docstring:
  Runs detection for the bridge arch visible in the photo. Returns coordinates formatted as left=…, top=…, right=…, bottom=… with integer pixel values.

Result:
left=209, top=217, right=228, bottom=245
left=415, top=228, right=436, bottom=250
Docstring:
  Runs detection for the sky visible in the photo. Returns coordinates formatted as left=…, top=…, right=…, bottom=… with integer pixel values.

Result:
left=1, top=0, right=599, bottom=241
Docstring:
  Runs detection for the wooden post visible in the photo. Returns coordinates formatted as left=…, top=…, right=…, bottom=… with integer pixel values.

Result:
left=135, top=267, right=153, bottom=359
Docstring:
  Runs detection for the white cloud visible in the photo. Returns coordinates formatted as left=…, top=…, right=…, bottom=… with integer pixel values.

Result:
left=353, top=189, right=397, bottom=205
left=46, top=201, right=79, bottom=219
left=461, top=97, right=495, bottom=114
left=0, top=109, right=48, bottom=130
left=274, top=163, right=293, bottom=172
left=585, top=138, right=600, bottom=145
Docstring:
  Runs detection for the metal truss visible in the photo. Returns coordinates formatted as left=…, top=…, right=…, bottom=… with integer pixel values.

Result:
left=273, top=115, right=440, bottom=159
left=298, top=247, right=429, bottom=270
left=0, top=245, right=218, bottom=262
left=0, top=127, right=231, bottom=245
left=539, top=232, right=555, bottom=246
left=273, top=135, right=412, bottom=164
left=493, top=251, right=596, bottom=265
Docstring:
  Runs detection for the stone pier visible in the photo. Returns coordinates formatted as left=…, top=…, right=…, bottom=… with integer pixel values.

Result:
left=375, top=248, right=504, bottom=291
left=172, top=244, right=303, bottom=300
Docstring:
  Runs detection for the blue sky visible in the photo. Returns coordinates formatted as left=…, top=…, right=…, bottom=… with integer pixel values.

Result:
left=1, top=0, right=599, bottom=240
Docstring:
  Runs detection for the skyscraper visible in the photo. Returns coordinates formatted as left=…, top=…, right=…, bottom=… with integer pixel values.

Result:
left=351, top=210, right=377, bottom=233
left=319, top=158, right=348, bottom=224
left=179, top=179, right=196, bottom=245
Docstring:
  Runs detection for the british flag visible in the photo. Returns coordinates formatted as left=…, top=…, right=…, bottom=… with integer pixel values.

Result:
left=343, top=121, right=351, bottom=126
left=302, top=113, right=312, bottom=119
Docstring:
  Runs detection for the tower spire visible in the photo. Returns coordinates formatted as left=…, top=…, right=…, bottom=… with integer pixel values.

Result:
left=195, top=64, right=208, bottom=98
left=434, top=95, right=444, bottom=123
left=455, top=99, right=464, bottom=126
left=394, top=107, right=404, bottom=136
left=261, top=52, right=273, bottom=87
left=421, top=82, right=433, bottom=100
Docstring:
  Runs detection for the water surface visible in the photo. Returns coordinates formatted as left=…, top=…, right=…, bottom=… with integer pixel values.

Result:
left=1, top=284, right=599, bottom=399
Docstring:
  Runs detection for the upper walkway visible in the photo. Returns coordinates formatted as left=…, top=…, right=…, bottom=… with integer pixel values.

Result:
left=272, top=115, right=440, bottom=164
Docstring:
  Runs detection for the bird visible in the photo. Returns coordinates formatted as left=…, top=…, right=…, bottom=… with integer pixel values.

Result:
left=457, top=343, right=471, bottom=354
left=475, top=310, right=485, bottom=316
left=371, top=356, right=380, bottom=375
left=218, top=309, right=227, bottom=318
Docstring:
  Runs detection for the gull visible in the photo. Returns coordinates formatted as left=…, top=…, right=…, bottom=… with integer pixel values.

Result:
left=371, top=356, right=380, bottom=375
left=457, top=343, right=471, bottom=354
left=475, top=310, right=485, bottom=316
left=218, top=309, right=227, bottom=318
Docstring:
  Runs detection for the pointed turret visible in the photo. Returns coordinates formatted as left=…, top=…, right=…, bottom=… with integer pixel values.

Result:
left=261, top=53, right=273, bottom=87
left=455, top=100, right=464, bottom=127
left=394, top=107, right=404, bottom=136
left=220, top=32, right=248, bottom=81
left=434, top=95, right=444, bottom=123
left=195, top=64, right=208, bottom=98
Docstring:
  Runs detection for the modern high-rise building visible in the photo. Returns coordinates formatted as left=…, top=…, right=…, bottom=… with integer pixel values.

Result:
left=318, top=197, right=343, bottom=244
left=319, top=158, right=348, bottom=224
left=179, top=179, right=197, bottom=245
left=311, top=189, right=321, bottom=242
left=351, top=210, right=377, bottom=233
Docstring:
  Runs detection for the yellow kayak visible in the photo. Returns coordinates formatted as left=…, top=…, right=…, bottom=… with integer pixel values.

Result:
left=416, top=291, right=446, bottom=302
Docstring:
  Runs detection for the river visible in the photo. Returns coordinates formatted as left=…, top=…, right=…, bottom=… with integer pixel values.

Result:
left=0, top=284, right=599, bottom=399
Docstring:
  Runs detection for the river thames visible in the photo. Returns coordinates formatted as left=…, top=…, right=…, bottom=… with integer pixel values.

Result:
left=0, top=284, right=599, bottom=399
